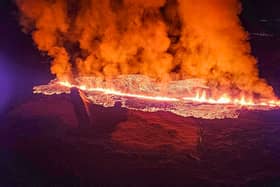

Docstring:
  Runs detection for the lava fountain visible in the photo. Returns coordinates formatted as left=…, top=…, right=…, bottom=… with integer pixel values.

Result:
left=16, top=0, right=280, bottom=119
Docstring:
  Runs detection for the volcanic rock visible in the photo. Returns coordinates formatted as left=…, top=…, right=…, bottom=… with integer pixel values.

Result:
left=2, top=94, right=280, bottom=186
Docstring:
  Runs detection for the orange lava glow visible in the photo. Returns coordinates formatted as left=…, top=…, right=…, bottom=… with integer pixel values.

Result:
left=58, top=81, right=280, bottom=108
left=59, top=81, right=180, bottom=102
left=183, top=90, right=280, bottom=107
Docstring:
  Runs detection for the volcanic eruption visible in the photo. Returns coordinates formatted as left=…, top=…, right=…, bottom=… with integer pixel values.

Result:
left=16, top=0, right=280, bottom=119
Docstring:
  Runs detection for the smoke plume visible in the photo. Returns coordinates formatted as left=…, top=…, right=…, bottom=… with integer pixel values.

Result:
left=16, top=0, right=275, bottom=98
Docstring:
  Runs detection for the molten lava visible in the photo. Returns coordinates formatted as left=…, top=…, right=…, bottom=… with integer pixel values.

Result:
left=33, top=75, right=280, bottom=119
left=184, top=90, right=280, bottom=107
left=59, top=81, right=280, bottom=107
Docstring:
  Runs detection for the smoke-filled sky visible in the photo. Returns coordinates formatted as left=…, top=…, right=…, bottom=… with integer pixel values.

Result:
left=14, top=0, right=280, bottom=98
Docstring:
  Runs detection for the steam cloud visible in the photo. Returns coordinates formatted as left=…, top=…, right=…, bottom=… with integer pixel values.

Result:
left=16, top=0, right=275, bottom=98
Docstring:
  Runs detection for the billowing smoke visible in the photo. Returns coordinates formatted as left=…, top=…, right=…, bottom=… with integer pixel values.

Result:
left=16, top=0, right=71, bottom=80
left=16, top=0, right=275, bottom=98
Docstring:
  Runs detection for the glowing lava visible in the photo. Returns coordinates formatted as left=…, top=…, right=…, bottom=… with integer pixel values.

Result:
left=58, top=81, right=180, bottom=102
left=183, top=90, right=280, bottom=107
left=57, top=81, right=280, bottom=108
left=33, top=75, right=280, bottom=119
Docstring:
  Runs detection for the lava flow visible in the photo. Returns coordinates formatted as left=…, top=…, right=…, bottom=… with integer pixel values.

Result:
left=183, top=91, right=280, bottom=107
left=33, top=75, right=280, bottom=119
left=58, top=81, right=280, bottom=107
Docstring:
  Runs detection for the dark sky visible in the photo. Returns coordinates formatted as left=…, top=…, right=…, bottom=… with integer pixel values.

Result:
left=0, top=0, right=52, bottom=115
left=241, top=0, right=280, bottom=34
left=0, top=0, right=280, bottom=114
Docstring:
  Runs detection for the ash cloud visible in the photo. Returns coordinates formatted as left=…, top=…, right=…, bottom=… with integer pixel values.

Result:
left=16, top=0, right=275, bottom=98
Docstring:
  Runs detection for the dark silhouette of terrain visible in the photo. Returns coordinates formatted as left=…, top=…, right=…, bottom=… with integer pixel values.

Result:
left=1, top=94, right=280, bottom=186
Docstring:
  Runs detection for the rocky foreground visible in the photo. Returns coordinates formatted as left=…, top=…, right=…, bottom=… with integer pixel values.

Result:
left=1, top=94, right=280, bottom=186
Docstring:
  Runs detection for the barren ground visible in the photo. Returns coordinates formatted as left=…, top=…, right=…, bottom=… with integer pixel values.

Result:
left=1, top=94, right=280, bottom=186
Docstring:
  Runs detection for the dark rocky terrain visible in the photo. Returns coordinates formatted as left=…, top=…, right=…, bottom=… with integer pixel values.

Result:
left=1, top=93, right=280, bottom=186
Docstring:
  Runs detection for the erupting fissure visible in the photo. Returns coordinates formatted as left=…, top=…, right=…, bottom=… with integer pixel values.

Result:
left=33, top=75, right=280, bottom=119
left=17, top=0, right=280, bottom=119
left=57, top=80, right=280, bottom=108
